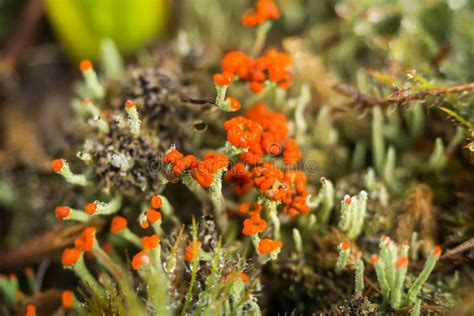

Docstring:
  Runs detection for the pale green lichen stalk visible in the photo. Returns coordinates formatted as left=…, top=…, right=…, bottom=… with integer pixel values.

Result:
left=338, top=191, right=368, bottom=240
left=335, top=242, right=350, bottom=275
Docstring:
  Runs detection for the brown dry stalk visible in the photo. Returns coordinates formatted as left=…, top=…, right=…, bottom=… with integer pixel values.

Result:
left=0, top=219, right=104, bottom=271
left=334, top=82, right=474, bottom=109
left=396, top=184, right=437, bottom=255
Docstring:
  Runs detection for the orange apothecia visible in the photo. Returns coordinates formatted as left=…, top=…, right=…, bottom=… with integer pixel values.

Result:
left=79, top=59, right=92, bottom=72
left=61, top=247, right=82, bottom=266
left=258, top=238, right=283, bottom=254
left=84, top=202, right=97, bottom=215
left=173, top=155, right=198, bottom=175
left=163, top=151, right=229, bottom=189
left=433, top=246, right=442, bottom=256
left=225, top=97, right=241, bottom=111
left=225, top=163, right=253, bottom=195
left=140, top=220, right=150, bottom=229
left=220, top=49, right=292, bottom=94
left=213, top=71, right=234, bottom=86
left=141, top=234, right=161, bottom=251
left=163, top=149, right=184, bottom=165
left=344, top=196, right=352, bottom=205
left=26, top=304, right=36, bottom=316
left=150, top=195, right=162, bottom=209
left=55, top=206, right=70, bottom=219
left=282, top=139, right=301, bottom=166
left=62, top=290, right=74, bottom=309
left=370, top=255, right=379, bottom=264
left=74, top=227, right=96, bottom=251
left=51, top=159, right=64, bottom=173
left=146, top=209, right=162, bottom=223
left=110, top=216, right=127, bottom=233
left=242, top=214, right=268, bottom=235
left=395, top=256, right=409, bottom=269
left=125, top=100, right=136, bottom=110
left=242, top=0, right=280, bottom=27
left=132, top=251, right=150, bottom=270
left=224, top=116, right=263, bottom=148
left=184, top=240, right=201, bottom=263
left=340, top=242, right=350, bottom=251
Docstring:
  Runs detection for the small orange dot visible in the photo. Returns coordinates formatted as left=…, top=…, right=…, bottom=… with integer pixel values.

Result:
left=52, top=159, right=64, bottom=172
left=79, top=60, right=92, bottom=72
left=433, top=246, right=442, bottom=255
left=370, top=255, right=379, bottom=264
left=84, top=202, right=97, bottom=215
left=340, top=242, right=349, bottom=250
left=125, top=100, right=136, bottom=110
left=344, top=196, right=351, bottom=205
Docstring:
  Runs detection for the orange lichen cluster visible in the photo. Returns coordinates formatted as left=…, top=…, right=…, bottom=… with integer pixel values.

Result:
left=140, top=196, right=163, bottom=229
left=163, top=150, right=230, bottom=188
left=219, top=48, right=292, bottom=93
left=242, top=0, right=280, bottom=27
left=61, top=227, right=96, bottom=266
left=224, top=104, right=308, bottom=217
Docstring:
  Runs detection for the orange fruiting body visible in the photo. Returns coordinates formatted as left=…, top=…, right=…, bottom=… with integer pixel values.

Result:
left=55, top=206, right=71, bottom=219
left=340, top=242, right=350, bottom=251
left=110, top=216, right=127, bottom=233
left=395, top=256, right=409, bottom=269
left=226, top=97, right=241, bottom=110
left=146, top=209, right=162, bottom=223
left=26, top=304, right=36, bottom=316
left=213, top=71, right=234, bottom=86
left=150, top=195, right=162, bottom=209
left=61, top=247, right=81, bottom=266
left=242, top=214, right=268, bottom=236
left=433, top=246, right=442, bottom=256
left=241, top=0, right=280, bottom=27
left=258, top=238, right=283, bottom=254
left=84, top=202, right=97, bottom=215
left=74, top=227, right=96, bottom=251
left=132, top=251, right=150, bottom=270
left=51, top=159, right=64, bottom=172
left=141, top=234, right=161, bottom=251
left=79, top=60, right=92, bottom=72
left=125, top=100, right=136, bottom=110
left=62, top=290, right=74, bottom=309
left=370, top=255, right=379, bottom=264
